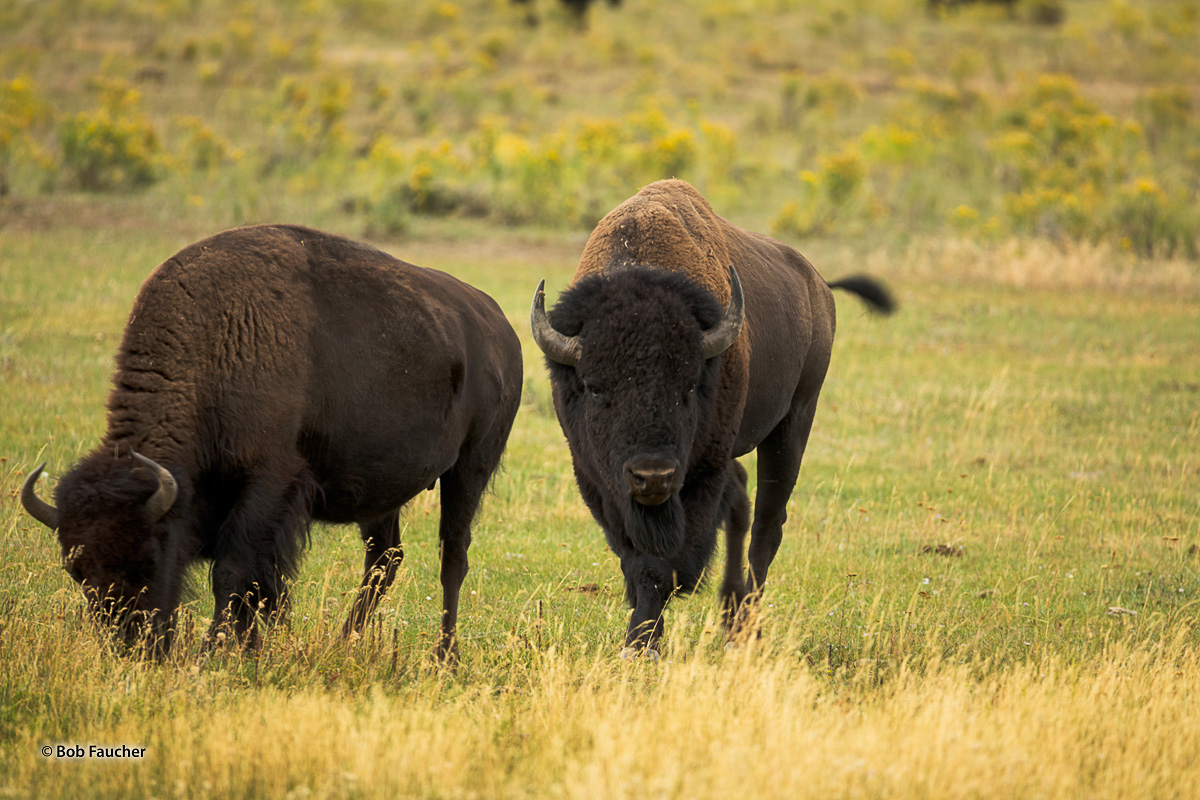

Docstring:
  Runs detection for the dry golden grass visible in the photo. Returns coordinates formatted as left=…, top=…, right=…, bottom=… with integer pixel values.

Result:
left=875, top=236, right=1200, bottom=291
left=5, top=620, right=1198, bottom=799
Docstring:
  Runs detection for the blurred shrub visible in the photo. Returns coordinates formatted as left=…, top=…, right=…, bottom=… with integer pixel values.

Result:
left=989, top=74, right=1197, bottom=256
left=59, top=79, right=161, bottom=192
left=1109, top=177, right=1195, bottom=258
left=173, top=116, right=239, bottom=173
left=771, top=148, right=866, bottom=237
left=354, top=107, right=743, bottom=229
left=770, top=70, right=1197, bottom=257
left=266, top=73, right=352, bottom=163
left=0, top=77, right=43, bottom=153
left=899, top=76, right=978, bottom=114
left=1109, top=0, right=1146, bottom=43
left=1138, top=84, right=1193, bottom=148
left=0, top=76, right=53, bottom=192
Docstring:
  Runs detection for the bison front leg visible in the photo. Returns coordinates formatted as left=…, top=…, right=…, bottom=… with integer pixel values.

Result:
left=207, top=563, right=269, bottom=650
left=620, top=557, right=675, bottom=657
left=204, top=464, right=311, bottom=651
left=343, top=510, right=403, bottom=637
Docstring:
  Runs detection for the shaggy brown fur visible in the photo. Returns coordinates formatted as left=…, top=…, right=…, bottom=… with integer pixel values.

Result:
left=537, top=180, right=893, bottom=653
left=24, top=225, right=523, bottom=663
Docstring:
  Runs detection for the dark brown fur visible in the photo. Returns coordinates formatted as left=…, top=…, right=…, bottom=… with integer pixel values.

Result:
left=541, top=180, right=892, bottom=652
left=927, top=0, right=1019, bottom=16
left=512, top=0, right=621, bottom=27
left=27, top=225, right=523, bottom=662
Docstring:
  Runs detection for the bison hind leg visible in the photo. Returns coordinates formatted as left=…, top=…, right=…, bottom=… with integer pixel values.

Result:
left=432, top=454, right=503, bottom=667
left=719, top=461, right=752, bottom=634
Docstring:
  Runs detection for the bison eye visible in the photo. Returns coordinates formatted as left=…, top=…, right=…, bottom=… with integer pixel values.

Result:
left=585, top=383, right=608, bottom=404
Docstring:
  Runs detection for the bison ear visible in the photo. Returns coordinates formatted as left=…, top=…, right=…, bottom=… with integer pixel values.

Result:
left=530, top=279, right=582, bottom=367
left=132, top=453, right=178, bottom=522
left=21, top=462, right=61, bottom=531
left=700, top=266, right=745, bottom=359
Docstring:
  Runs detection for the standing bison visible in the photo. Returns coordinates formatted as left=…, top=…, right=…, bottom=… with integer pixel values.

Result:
left=531, top=180, right=893, bottom=655
left=22, top=224, right=523, bottom=662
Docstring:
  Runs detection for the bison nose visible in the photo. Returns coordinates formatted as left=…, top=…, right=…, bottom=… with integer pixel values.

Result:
left=624, top=458, right=680, bottom=506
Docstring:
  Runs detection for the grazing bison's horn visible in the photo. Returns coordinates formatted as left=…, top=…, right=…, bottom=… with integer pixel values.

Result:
left=700, top=266, right=745, bottom=360
left=21, top=462, right=61, bottom=531
left=133, top=452, right=177, bottom=522
left=530, top=279, right=582, bottom=367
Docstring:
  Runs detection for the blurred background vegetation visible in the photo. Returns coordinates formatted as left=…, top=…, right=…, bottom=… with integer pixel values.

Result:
left=2, top=0, right=1198, bottom=258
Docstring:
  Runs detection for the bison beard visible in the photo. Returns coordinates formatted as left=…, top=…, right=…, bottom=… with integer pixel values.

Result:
left=622, top=492, right=686, bottom=560
left=536, top=267, right=739, bottom=652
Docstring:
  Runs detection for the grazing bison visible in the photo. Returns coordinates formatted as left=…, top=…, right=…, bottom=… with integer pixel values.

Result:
left=531, top=180, right=893, bottom=655
left=21, top=224, right=523, bottom=662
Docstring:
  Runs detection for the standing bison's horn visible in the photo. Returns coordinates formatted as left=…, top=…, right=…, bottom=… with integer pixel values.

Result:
left=530, top=278, right=582, bottom=367
left=132, top=452, right=177, bottom=521
left=700, top=266, right=744, bottom=359
left=21, top=462, right=60, bottom=531
left=530, top=266, right=745, bottom=365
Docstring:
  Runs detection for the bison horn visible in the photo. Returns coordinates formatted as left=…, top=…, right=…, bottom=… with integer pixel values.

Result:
left=700, top=266, right=745, bottom=360
left=133, top=452, right=178, bottom=522
left=21, top=462, right=61, bottom=531
left=530, top=279, right=582, bottom=367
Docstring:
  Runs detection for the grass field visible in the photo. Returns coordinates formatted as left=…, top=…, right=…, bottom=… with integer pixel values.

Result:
left=2, top=1, right=1199, bottom=798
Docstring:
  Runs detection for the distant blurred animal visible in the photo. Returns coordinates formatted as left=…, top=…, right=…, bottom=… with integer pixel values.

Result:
left=512, top=0, right=622, bottom=27
left=21, top=224, right=523, bottom=663
left=531, top=180, right=894, bottom=655
left=927, top=0, right=1019, bottom=17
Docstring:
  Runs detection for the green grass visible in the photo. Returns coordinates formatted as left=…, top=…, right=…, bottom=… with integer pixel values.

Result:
left=2, top=219, right=1200, bottom=657
left=3, top=215, right=1199, bottom=797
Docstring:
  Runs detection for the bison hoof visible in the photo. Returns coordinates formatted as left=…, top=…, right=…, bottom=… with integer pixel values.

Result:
left=433, top=638, right=460, bottom=670
left=619, top=646, right=660, bottom=661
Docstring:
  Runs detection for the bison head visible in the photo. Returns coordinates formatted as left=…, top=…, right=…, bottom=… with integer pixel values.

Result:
left=22, top=452, right=181, bottom=653
left=531, top=267, right=743, bottom=558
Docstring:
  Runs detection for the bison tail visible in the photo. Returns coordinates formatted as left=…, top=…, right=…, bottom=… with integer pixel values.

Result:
left=827, top=275, right=896, bottom=315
